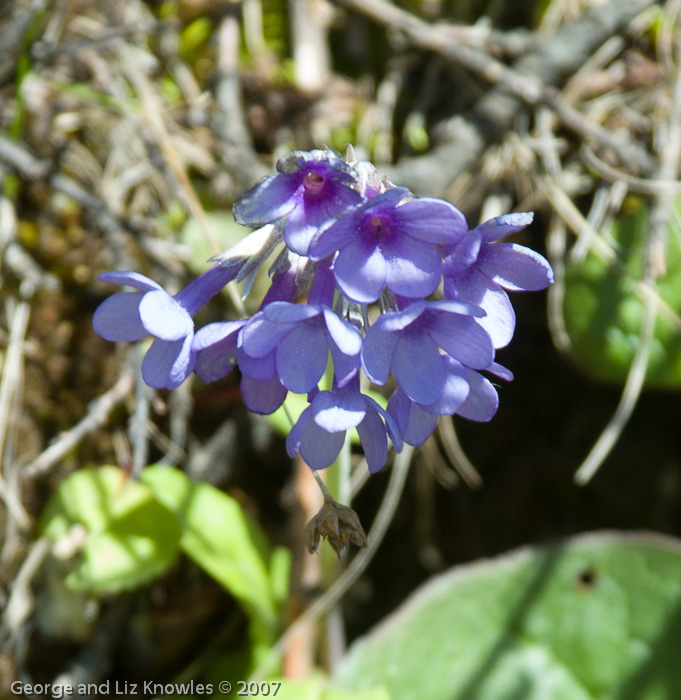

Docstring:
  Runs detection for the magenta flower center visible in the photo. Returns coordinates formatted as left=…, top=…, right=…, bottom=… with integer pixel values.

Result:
left=303, top=171, right=325, bottom=195
left=368, top=215, right=390, bottom=241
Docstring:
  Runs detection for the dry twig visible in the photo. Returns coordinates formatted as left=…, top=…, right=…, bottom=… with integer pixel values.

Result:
left=334, top=0, right=657, bottom=194
left=24, top=370, right=134, bottom=478
left=575, top=34, right=681, bottom=484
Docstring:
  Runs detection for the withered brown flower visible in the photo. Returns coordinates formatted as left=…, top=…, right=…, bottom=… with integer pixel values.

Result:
left=306, top=498, right=367, bottom=558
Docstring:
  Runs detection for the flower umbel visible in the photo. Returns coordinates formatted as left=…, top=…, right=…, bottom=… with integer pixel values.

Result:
left=94, top=147, right=553, bottom=480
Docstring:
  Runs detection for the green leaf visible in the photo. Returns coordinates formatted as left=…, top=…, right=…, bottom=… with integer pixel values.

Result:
left=141, top=466, right=278, bottom=631
left=260, top=674, right=327, bottom=700
left=269, top=545, right=293, bottom=606
left=563, top=201, right=681, bottom=387
left=181, top=17, right=213, bottom=55
left=41, top=467, right=182, bottom=594
left=404, top=122, right=429, bottom=152
left=252, top=673, right=390, bottom=700
left=324, top=686, right=392, bottom=700
left=333, top=532, right=681, bottom=700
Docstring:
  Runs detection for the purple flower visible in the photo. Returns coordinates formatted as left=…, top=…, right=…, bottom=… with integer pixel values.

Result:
left=443, top=213, right=553, bottom=348
left=387, top=359, right=511, bottom=446
left=232, top=150, right=364, bottom=256
left=238, top=301, right=363, bottom=394
left=286, top=382, right=402, bottom=473
left=93, top=264, right=236, bottom=389
left=361, top=300, right=495, bottom=405
left=193, top=319, right=247, bottom=382
left=386, top=354, right=470, bottom=446
left=240, top=375, right=289, bottom=415
left=192, top=319, right=289, bottom=414
left=309, top=187, right=467, bottom=304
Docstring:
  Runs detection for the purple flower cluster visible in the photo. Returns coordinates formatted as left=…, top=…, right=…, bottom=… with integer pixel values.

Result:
left=94, top=149, right=553, bottom=473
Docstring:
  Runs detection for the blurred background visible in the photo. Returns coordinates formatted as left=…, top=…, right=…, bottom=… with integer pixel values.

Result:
left=1, top=0, right=680, bottom=697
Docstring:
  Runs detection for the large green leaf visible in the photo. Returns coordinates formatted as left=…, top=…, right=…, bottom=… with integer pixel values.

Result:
left=41, top=466, right=182, bottom=593
left=563, top=201, right=681, bottom=386
left=333, top=532, right=681, bottom=700
left=266, top=673, right=390, bottom=700
left=140, top=466, right=278, bottom=632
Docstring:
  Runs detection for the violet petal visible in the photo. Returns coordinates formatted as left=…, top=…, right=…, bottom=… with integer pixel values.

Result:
left=457, top=369, right=499, bottom=421
left=448, top=269, right=515, bottom=349
left=322, top=309, right=362, bottom=356
left=193, top=321, right=244, bottom=382
left=93, top=293, right=148, bottom=342
left=392, top=333, right=446, bottom=404
left=139, top=290, right=193, bottom=341
left=241, top=375, right=287, bottom=414
left=388, top=390, right=439, bottom=447
left=313, top=390, right=367, bottom=432
left=392, top=198, right=468, bottom=244
left=357, top=410, right=388, bottom=473
left=361, top=327, right=399, bottom=385
left=233, top=174, right=300, bottom=226
left=142, top=335, right=195, bottom=389
left=480, top=243, right=554, bottom=291
left=442, top=232, right=482, bottom=278
left=284, top=199, right=320, bottom=256
left=371, top=302, right=427, bottom=333
left=329, top=344, right=360, bottom=388
left=488, top=361, right=514, bottom=381
left=300, top=419, right=346, bottom=469
left=421, top=357, right=470, bottom=414
left=286, top=406, right=312, bottom=458
left=384, top=234, right=443, bottom=299
left=308, top=210, right=360, bottom=260
left=427, top=312, right=494, bottom=369
left=237, top=348, right=277, bottom=381
left=276, top=324, right=328, bottom=393
left=98, top=271, right=163, bottom=292
left=365, top=395, right=403, bottom=452
left=475, top=212, right=534, bottom=242
left=334, top=242, right=386, bottom=304
left=239, top=314, right=294, bottom=358
left=263, top=301, right=320, bottom=324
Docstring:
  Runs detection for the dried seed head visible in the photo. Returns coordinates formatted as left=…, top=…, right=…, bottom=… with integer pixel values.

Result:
left=306, top=499, right=367, bottom=558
